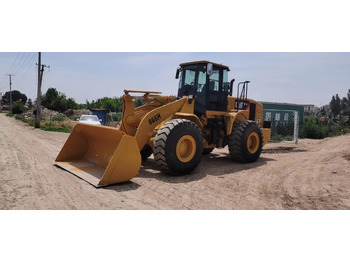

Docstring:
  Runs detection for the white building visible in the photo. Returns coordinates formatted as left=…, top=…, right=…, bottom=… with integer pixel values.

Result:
left=302, top=104, right=320, bottom=115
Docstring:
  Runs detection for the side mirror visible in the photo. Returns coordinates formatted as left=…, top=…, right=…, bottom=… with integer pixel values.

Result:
left=175, top=68, right=180, bottom=79
left=207, top=63, right=213, bottom=76
left=229, top=79, right=235, bottom=96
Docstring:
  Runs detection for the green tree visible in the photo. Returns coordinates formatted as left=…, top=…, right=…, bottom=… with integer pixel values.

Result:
left=42, top=87, right=59, bottom=110
left=42, top=87, right=78, bottom=113
left=2, top=90, right=27, bottom=105
left=330, top=94, right=341, bottom=119
left=66, top=98, right=79, bottom=110
left=85, top=97, right=123, bottom=112
left=341, top=97, right=348, bottom=111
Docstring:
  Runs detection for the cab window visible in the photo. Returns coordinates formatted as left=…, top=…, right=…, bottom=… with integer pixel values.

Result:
left=209, top=70, right=220, bottom=91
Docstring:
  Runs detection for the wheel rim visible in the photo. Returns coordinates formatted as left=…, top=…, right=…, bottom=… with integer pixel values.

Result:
left=176, top=135, right=196, bottom=163
left=247, top=132, right=259, bottom=154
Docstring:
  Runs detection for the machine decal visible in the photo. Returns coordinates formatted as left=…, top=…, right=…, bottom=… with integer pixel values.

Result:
left=148, top=113, right=161, bottom=125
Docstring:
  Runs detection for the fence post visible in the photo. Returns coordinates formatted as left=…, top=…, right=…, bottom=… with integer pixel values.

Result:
left=294, top=111, right=299, bottom=144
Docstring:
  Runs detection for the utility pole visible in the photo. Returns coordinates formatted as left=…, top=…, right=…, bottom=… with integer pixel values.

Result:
left=35, top=52, right=50, bottom=128
left=6, top=74, right=15, bottom=114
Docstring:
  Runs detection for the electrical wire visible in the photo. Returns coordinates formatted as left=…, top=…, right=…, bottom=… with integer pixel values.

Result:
left=9, top=52, right=26, bottom=74
left=0, top=53, right=18, bottom=86
left=6, top=52, right=20, bottom=75
left=13, top=53, right=36, bottom=76
left=15, top=54, right=37, bottom=85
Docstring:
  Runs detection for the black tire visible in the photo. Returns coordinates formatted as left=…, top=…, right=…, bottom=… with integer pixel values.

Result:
left=202, top=148, right=214, bottom=155
left=228, top=120, right=263, bottom=163
left=140, top=145, right=153, bottom=161
left=153, top=119, right=203, bottom=174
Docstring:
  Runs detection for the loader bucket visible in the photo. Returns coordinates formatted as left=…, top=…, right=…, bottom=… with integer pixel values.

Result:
left=55, top=123, right=141, bottom=187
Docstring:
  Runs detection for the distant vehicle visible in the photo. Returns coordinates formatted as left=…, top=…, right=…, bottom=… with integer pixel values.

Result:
left=78, top=115, right=102, bottom=125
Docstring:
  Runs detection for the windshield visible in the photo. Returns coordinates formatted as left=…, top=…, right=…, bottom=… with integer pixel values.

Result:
left=177, top=64, right=206, bottom=97
left=80, top=115, right=99, bottom=121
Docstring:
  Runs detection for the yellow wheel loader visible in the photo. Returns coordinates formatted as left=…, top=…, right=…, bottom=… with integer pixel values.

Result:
left=55, top=61, right=271, bottom=187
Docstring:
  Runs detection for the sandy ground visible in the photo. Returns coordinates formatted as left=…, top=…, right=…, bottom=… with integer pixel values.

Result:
left=0, top=113, right=349, bottom=210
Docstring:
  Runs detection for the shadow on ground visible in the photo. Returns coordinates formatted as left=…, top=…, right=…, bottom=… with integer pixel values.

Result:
left=137, top=152, right=275, bottom=184
left=102, top=180, right=141, bottom=192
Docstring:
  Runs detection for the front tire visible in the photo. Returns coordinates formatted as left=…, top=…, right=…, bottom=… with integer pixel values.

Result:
left=153, top=119, right=203, bottom=174
left=140, top=145, right=153, bottom=161
left=228, top=120, right=263, bottom=163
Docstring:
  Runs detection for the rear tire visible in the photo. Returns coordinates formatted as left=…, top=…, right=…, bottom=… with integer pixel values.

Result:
left=228, top=120, right=263, bottom=163
left=153, top=119, right=203, bottom=174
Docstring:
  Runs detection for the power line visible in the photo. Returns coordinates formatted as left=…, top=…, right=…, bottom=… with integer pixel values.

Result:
left=13, top=53, right=35, bottom=76
left=6, top=52, right=20, bottom=75
left=15, top=53, right=37, bottom=85
left=9, top=53, right=26, bottom=75
left=0, top=75, right=6, bottom=87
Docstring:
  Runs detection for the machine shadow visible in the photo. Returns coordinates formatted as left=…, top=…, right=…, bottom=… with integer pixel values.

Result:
left=137, top=152, right=275, bottom=184
left=102, top=180, right=141, bottom=192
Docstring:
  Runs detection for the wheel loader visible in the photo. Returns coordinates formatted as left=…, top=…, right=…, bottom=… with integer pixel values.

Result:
left=55, top=61, right=271, bottom=187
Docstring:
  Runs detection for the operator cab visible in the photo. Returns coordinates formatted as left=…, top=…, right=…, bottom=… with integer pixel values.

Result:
left=176, top=61, right=234, bottom=116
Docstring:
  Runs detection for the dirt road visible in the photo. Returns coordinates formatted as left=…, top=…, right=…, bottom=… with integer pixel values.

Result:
left=1, top=113, right=349, bottom=210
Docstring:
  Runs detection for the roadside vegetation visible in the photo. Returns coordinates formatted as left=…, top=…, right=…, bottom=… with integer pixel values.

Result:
left=300, top=89, right=350, bottom=139
left=1, top=87, right=129, bottom=132
left=2, top=87, right=349, bottom=139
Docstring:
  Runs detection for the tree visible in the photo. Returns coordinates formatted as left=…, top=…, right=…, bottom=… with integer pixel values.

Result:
left=66, top=98, right=79, bottom=110
left=85, top=97, right=123, bottom=112
left=1, top=90, right=27, bottom=105
left=329, top=94, right=341, bottom=119
left=341, top=97, right=348, bottom=111
left=42, top=87, right=59, bottom=110
left=42, top=87, right=78, bottom=113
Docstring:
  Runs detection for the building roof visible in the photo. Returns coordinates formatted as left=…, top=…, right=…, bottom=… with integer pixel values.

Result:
left=260, top=101, right=314, bottom=107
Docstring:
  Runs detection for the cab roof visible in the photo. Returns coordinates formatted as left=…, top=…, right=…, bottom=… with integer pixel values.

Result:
left=179, top=60, right=230, bottom=71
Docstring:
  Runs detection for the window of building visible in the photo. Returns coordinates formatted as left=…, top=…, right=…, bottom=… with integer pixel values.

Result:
left=266, top=112, right=272, bottom=121
left=275, top=113, right=280, bottom=121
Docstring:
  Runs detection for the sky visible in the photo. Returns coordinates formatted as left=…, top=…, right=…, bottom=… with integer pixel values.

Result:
left=0, top=52, right=349, bottom=107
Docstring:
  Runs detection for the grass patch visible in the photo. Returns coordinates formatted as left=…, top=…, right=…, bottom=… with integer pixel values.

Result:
left=40, top=124, right=71, bottom=133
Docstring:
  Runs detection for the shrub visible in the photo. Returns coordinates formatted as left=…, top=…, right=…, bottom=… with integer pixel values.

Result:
left=14, top=114, right=26, bottom=122
left=51, top=115, right=67, bottom=121
left=12, top=101, right=25, bottom=114
left=299, top=116, right=328, bottom=139
left=300, top=116, right=349, bottom=139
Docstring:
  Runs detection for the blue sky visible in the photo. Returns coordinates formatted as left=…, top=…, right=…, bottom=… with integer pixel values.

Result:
left=1, top=52, right=349, bottom=107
